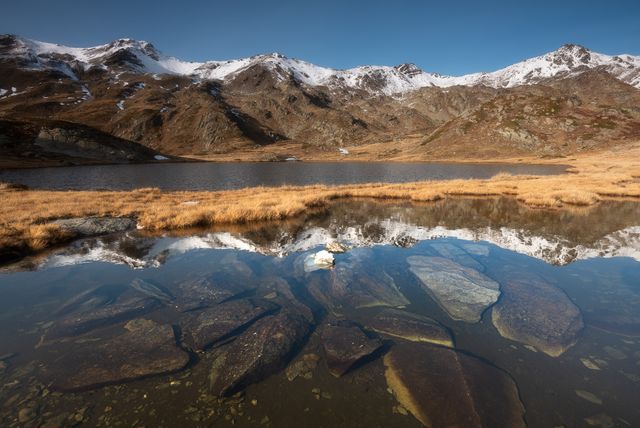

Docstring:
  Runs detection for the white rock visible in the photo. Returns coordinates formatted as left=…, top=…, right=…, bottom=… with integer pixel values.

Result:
left=303, top=250, right=335, bottom=272
left=313, top=250, right=335, bottom=266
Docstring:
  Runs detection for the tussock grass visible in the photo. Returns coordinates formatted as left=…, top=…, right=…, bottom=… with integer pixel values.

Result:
left=1, top=144, right=639, bottom=258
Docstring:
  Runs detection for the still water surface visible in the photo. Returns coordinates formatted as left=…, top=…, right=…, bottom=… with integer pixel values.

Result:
left=0, top=199, right=638, bottom=427
left=0, top=162, right=566, bottom=190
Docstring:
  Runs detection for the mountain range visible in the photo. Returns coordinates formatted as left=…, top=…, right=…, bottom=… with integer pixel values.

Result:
left=1, top=34, right=639, bottom=164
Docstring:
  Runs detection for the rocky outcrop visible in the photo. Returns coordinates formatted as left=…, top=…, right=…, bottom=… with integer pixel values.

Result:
left=384, top=342, right=525, bottom=428
left=0, top=118, right=171, bottom=166
left=52, top=217, right=136, bottom=238
left=407, top=256, right=500, bottom=322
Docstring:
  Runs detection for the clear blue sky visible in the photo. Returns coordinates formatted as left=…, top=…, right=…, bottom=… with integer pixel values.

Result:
left=4, top=0, right=639, bottom=75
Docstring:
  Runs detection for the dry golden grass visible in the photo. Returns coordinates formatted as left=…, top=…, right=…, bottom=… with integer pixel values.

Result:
left=1, top=144, right=639, bottom=259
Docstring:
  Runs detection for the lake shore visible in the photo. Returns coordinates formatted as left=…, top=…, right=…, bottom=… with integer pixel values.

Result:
left=1, top=143, right=639, bottom=263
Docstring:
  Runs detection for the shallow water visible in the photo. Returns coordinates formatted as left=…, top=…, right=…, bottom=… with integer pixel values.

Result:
left=0, top=198, right=639, bottom=427
left=0, top=161, right=566, bottom=190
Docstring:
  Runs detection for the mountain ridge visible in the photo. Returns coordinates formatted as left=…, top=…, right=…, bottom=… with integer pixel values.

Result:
left=1, top=34, right=639, bottom=162
left=2, top=35, right=639, bottom=94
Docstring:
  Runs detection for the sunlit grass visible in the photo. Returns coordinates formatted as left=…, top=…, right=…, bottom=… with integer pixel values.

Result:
left=1, top=144, right=639, bottom=257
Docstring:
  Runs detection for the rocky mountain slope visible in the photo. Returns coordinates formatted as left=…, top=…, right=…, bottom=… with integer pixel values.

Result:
left=0, top=118, right=172, bottom=168
left=1, top=34, right=639, bottom=161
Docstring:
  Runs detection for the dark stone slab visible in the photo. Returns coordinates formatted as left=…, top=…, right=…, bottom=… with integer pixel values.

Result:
left=366, top=308, right=453, bottom=347
left=41, top=319, right=189, bottom=391
left=173, top=277, right=247, bottom=312
left=384, top=342, right=525, bottom=428
left=491, top=270, right=583, bottom=357
left=407, top=256, right=500, bottom=323
left=44, top=294, right=161, bottom=341
left=320, top=321, right=382, bottom=377
left=209, top=309, right=311, bottom=396
left=183, top=298, right=279, bottom=350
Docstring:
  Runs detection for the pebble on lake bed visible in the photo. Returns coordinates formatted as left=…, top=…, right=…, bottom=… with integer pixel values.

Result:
left=575, top=390, right=603, bottom=405
left=580, top=358, right=601, bottom=370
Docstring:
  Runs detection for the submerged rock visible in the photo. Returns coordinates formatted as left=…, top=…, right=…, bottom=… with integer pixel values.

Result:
left=52, top=217, right=136, bottom=238
left=320, top=321, right=383, bottom=377
left=265, top=277, right=314, bottom=322
left=308, top=250, right=409, bottom=311
left=209, top=309, right=311, bottom=396
left=285, top=353, right=320, bottom=381
left=491, top=270, right=583, bottom=357
left=366, top=308, right=453, bottom=347
left=429, top=242, right=486, bottom=271
left=129, top=278, right=174, bottom=303
left=384, top=342, right=525, bottom=428
left=407, top=256, right=500, bottom=323
left=41, top=319, right=189, bottom=391
left=54, top=284, right=122, bottom=316
left=461, top=243, right=490, bottom=257
left=575, top=390, right=603, bottom=405
left=44, top=293, right=160, bottom=341
left=183, top=299, right=279, bottom=350
left=582, top=288, right=640, bottom=337
left=173, top=277, right=247, bottom=312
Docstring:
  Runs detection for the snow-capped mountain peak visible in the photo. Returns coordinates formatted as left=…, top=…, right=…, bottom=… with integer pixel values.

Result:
left=2, top=34, right=639, bottom=94
left=470, top=44, right=640, bottom=88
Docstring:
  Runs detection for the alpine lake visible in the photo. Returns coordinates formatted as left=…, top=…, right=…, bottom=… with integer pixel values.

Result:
left=0, top=197, right=639, bottom=428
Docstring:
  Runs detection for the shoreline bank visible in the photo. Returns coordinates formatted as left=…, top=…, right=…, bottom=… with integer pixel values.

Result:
left=1, top=145, right=639, bottom=264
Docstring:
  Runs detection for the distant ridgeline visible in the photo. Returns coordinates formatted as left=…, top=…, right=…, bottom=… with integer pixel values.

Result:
left=1, top=34, right=640, bottom=160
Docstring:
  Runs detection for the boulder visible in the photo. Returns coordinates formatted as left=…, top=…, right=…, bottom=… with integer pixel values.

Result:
left=209, top=309, right=311, bottom=396
left=407, top=256, right=500, bottom=323
left=183, top=298, right=279, bottom=350
left=41, top=319, right=189, bottom=391
left=320, top=321, right=383, bottom=377
left=384, top=342, right=525, bottom=428
left=491, top=270, right=583, bottom=357
left=366, top=308, right=453, bottom=347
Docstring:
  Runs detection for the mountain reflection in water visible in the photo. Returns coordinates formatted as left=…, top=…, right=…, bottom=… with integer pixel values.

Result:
left=0, top=197, right=638, bottom=427
left=11, top=197, right=639, bottom=270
